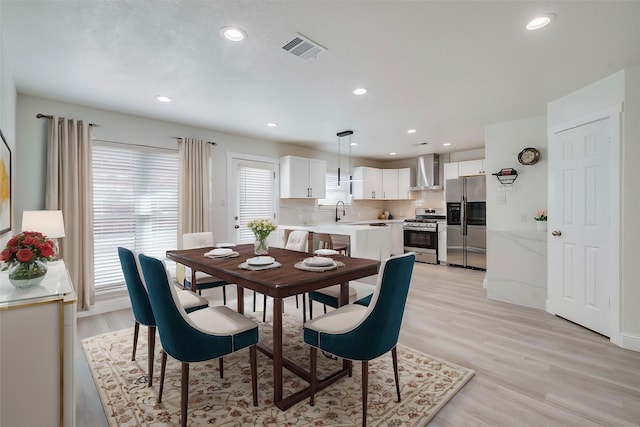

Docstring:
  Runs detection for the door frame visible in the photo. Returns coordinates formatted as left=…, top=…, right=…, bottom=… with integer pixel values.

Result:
left=225, top=151, right=280, bottom=243
left=547, top=103, right=621, bottom=344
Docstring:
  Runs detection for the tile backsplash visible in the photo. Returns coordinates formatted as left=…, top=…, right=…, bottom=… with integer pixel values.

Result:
left=279, top=190, right=445, bottom=225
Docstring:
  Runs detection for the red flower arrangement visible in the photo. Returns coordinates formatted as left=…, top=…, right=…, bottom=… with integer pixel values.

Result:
left=1, top=231, right=57, bottom=269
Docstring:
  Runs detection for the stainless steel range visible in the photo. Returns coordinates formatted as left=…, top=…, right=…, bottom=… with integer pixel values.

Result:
left=403, top=208, right=446, bottom=264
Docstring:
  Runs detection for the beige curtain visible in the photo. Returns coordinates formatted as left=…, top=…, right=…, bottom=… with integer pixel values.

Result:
left=45, top=117, right=94, bottom=310
left=178, top=138, right=211, bottom=241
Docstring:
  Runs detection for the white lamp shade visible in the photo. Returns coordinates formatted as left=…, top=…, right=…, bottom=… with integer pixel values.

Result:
left=21, top=210, right=66, bottom=238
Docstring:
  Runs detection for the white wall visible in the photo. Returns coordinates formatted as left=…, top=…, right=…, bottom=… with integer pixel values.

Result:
left=0, top=3, right=17, bottom=246
left=622, top=65, right=640, bottom=339
left=484, top=116, right=548, bottom=309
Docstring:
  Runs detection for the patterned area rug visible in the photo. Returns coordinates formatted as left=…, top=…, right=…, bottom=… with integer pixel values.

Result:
left=81, top=312, right=474, bottom=426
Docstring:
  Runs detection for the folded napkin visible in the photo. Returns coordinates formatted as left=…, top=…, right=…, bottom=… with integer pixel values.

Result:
left=238, top=261, right=282, bottom=271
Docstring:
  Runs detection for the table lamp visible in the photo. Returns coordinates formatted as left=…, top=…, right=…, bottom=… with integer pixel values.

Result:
left=21, top=210, right=66, bottom=258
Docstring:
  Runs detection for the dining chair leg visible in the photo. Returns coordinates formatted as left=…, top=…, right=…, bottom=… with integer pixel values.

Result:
left=222, top=286, right=227, bottom=305
left=253, top=291, right=257, bottom=312
left=181, top=362, right=189, bottom=427
left=250, top=345, right=258, bottom=406
left=295, top=294, right=299, bottom=308
left=323, top=304, right=327, bottom=314
left=310, top=347, right=317, bottom=406
left=132, top=322, right=140, bottom=361
left=362, top=360, right=369, bottom=427
left=159, top=351, right=167, bottom=403
left=309, top=299, right=314, bottom=320
left=219, top=358, right=224, bottom=378
left=148, top=325, right=156, bottom=387
left=392, top=346, right=401, bottom=402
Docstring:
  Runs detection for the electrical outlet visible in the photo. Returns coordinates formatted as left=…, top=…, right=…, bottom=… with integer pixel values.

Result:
left=520, top=213, right=527, bottom=223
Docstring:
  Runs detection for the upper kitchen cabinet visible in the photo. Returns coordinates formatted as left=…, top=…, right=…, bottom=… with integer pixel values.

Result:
left=354, top=167, right=412, bottom=200
left=353, top=166, right=383, bottom=200
left=280, top=155, right=326, bottom=198
left=443, top=162, right=459, bottom=181
left=458, top=159, right=486, bottom=176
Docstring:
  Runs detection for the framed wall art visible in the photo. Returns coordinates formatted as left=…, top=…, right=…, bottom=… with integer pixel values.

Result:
left=0, top=128, right=11, bottom=235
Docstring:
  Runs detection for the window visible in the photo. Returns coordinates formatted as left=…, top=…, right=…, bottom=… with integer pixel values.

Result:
left=318, top=171, right=351, bottom=206
left=92, top=141, right=178, bottom=290
left=235, top=159, right=276, bottom=243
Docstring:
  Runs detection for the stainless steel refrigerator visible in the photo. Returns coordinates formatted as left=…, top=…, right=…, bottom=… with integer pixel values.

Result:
left=446, top=175, right=486, bottom=270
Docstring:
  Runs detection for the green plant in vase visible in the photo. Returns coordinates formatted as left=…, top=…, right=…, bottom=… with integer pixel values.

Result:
left=247, top=219, right=277, bottom=255
left=1, top=231, right=57, bottom=288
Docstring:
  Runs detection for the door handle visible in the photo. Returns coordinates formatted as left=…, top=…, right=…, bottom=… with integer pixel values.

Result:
left=551, top=230, right=562, bottom=236
left=234, top=225, right=240, bottom=229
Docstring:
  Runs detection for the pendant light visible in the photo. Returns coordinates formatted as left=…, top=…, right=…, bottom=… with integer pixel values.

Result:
left=336, top=130, right=354, bottom=188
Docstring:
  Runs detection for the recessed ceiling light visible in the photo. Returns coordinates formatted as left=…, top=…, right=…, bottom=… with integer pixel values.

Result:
left=350, top=142, right=358, bottom=146
left=155, top=95, right=172, bottom=103
left=353, top=88, right=368, bottom=95
left=407, top=129, right=417, bottom=134
left=389, top=152, right=397, bottom=156
left=220, top=26, right=247, bottom=41
left=526, top=13, right=555, bottom=31
left=443, top=143, right=452, bottom=146
left=266, top=122, right=278, bottom=127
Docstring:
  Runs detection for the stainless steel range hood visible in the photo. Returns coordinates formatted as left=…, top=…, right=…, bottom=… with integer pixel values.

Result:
left=410, top=154, right=442, bottom=191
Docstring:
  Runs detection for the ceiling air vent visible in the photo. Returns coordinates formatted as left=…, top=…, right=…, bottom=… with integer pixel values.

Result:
left=282, top=33, right=327, bottom=60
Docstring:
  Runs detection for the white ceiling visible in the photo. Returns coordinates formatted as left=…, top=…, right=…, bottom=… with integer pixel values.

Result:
left=3, top=1, right=640, bottom=160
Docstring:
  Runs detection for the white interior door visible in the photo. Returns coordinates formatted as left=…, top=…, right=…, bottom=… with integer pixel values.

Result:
left=548, top=110, right=619, bottom=337
left=227, top=156, right=278, bottom=244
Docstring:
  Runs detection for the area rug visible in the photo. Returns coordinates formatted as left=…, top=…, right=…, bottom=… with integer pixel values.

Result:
left=81, top=312, right=474, bottom=426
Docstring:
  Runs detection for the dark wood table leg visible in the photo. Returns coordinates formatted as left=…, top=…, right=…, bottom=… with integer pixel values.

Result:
left=237, top=286, right=244, bottom=314
left=273, top=297, right=283, bottom=404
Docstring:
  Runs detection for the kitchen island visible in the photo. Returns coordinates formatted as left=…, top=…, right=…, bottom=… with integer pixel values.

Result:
left=276, top=223, right=391, bottom=262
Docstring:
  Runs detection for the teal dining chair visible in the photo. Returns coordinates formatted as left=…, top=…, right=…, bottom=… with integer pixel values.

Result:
left=303, top=252, right=415, bottom=427
left=138, top=254, right=259, bottom=427
left=117, top=247, right=209, bottom=387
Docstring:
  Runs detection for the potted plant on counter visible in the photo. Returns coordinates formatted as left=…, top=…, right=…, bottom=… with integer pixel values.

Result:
left=534, top=210, right=547, bottom=232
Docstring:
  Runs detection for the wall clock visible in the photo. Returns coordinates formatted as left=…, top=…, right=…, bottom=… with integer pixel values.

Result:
left=517, top=147, right=540, bottom=165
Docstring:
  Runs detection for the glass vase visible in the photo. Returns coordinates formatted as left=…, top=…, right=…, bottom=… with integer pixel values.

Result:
left=8, top=260, right=48, bottom=288
left=254, top=236, right=269, bottom=255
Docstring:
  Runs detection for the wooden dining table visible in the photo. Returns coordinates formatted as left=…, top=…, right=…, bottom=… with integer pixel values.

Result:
left=166, top=244, right=380, bottom=410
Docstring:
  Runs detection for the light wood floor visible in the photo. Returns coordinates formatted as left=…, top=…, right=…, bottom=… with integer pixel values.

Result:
left=76, top=263, right=640, bottom=426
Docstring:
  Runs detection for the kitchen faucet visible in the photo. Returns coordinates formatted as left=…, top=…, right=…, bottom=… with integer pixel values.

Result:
left=335, top=200, right=346, bottom=222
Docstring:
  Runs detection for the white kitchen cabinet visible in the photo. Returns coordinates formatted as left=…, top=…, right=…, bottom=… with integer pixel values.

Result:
left=354, top=167, right=411, bottom=200
left=280, top=155, right=326, bottom=198
left=389, top=222, right=404, bottom=255
left=443, top=162, right=459, bottom=181
left=458, top=159, right=485, bottom=176
left=438, top=222, right=447, bottom=263
left=398, top=168, right=412, bottom=199
left=353, top=166, right=383, bottom=200
left=382, top=169, right=399, bottom=199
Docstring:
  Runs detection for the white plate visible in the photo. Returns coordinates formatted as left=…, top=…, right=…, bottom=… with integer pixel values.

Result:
left=207, top=248, right=234, bottom=257
left=247, top=256, right=275, bottom=266
left=304, top=256, right=334, bottom=267
left=215, top=243, right=236, bottom=248
left=314, top=249, right=339, bottom=256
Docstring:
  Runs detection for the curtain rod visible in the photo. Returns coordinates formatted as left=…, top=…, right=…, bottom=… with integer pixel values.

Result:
left=174, top=137, right=217, bottom=146
left=36, top=113, right=97, bottom=126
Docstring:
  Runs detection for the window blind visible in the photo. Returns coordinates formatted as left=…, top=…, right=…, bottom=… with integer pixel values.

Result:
left=238, top=164, right=275, bottom=243
left=92, top=141, right=178, bottom=290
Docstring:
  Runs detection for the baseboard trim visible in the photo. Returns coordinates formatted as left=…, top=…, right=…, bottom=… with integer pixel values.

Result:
left=77, top=289, right=131, bottom=318
left=619, top=332, right=640, bottom=352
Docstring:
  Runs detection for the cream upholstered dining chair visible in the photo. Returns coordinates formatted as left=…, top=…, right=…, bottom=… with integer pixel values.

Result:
left=303, top=252, right=416, bottom=427
left=181, top=232, right=229, bottom=303
left=317, top=233, right=348, bottom=255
